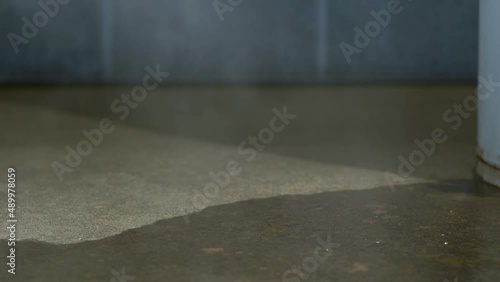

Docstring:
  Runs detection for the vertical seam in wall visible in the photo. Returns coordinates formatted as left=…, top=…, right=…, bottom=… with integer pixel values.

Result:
left=316, top=0, right=328, bottom=81
left=101, top=0, right=113, bottom=83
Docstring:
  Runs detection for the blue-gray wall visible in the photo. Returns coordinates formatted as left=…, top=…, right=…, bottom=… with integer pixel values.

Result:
left=0, top=0, right=478, bottom=84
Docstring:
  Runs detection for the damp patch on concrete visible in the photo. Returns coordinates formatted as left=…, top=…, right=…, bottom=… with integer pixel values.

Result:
left=1, top=180, right=500, bottom=282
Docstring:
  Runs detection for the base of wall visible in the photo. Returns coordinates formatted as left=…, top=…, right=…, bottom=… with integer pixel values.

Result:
left=477, top=156, right=500, bottom=188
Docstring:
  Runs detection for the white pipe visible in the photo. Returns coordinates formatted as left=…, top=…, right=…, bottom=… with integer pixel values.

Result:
left=477, top=0, right=500, bottom=187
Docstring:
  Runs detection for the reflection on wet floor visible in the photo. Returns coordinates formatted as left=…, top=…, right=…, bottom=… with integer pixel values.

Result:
left=2, top=180, right=500, bottom=282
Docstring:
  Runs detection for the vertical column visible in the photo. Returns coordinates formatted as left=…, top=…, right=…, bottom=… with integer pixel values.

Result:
left=316, top=0, right=328, bottom=81
left=101, top=0, right=114, bottom=83
left=477, top=0, right=500, bottom=187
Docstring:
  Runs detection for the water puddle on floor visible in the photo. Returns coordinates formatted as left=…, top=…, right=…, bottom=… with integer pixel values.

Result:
left=2, top=179, right=500, bottom=281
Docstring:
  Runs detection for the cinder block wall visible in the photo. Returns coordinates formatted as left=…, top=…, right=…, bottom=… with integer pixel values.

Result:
left=0, top=0, right=478, bottom=84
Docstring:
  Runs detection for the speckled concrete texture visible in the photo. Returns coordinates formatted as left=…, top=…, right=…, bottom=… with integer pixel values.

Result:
left=1, top=180, right=500, bottom=281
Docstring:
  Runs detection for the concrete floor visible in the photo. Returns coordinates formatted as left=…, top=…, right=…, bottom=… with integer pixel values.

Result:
left=1, top=85, right=498, bottom=281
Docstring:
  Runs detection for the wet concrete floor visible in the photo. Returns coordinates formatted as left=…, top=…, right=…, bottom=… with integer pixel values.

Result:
left=2, top=179, right=500, bottom=282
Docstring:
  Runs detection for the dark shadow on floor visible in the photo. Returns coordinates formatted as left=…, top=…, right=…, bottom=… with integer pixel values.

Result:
left=2, top=179, right=500, bottom=282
